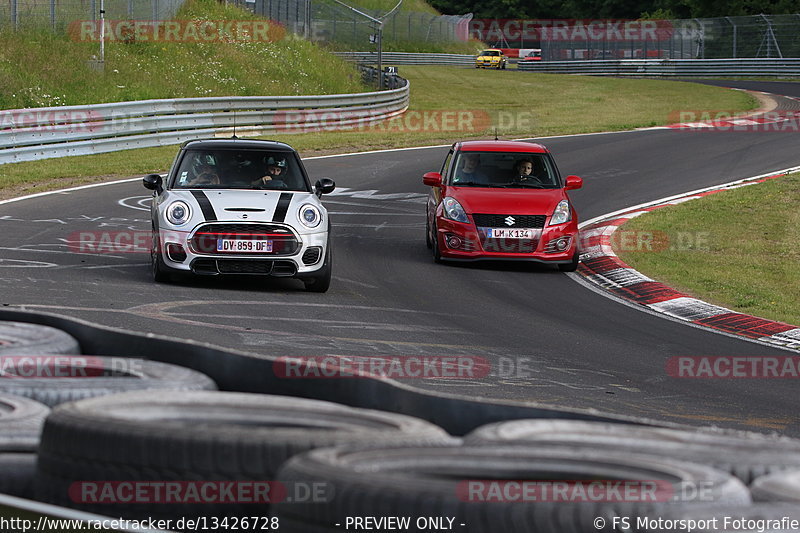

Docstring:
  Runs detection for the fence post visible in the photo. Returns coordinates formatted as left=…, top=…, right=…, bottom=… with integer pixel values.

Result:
left=725, top=16, right=736, bottom=58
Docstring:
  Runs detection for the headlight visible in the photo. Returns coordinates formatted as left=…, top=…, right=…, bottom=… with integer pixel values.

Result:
left=442, top=197, right=469, bottom=224
left=299, top=204, right=322, bottom=228
left=166, top=201, right=191, bottom=225
left=549, top=200, right=572, bottom=226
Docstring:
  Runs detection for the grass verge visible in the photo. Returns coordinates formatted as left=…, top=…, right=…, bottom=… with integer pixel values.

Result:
left=0, top=0, right=366, bottom=109
left=616, top=173, right=800, bottom=326
left=0, top=67, right=756, bottom=199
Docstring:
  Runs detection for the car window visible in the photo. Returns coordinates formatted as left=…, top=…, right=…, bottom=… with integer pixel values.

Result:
left=172, top=149, right=308, bottom=191
left=440, top=150, right=453, bottom=176
left=482, top=50, right=500, bottom=56
left=450, top=151, right=559, bottom=189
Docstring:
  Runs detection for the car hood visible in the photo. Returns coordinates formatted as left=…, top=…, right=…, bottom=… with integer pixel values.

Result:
left=448, top=186, right=566, bottom=216
left=164, top=189, right=320, bottom=226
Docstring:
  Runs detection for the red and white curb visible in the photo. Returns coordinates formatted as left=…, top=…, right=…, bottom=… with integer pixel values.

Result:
left=574, top=166, right=800, bottom=351
left=641, top=92, right=800, bottom=131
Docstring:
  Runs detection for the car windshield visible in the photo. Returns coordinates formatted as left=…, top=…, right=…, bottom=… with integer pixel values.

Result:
left=171, top=149, right=308, bottom=191
left=450, top=151, right=560, bottom=189
left=481, top=50, right=501, bottom=56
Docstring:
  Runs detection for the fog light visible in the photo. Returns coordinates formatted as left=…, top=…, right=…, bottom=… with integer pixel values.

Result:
left=446, top=235, right=462, bottom=249
left=166, top=243, right=187, bottom=263
left=545, top=236, right=572, bottom=254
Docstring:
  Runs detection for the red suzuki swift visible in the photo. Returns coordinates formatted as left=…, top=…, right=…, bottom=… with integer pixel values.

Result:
left=424, top=140, right=583, bottom=271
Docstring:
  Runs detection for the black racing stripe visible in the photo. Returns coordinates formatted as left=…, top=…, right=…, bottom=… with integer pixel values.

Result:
left=190, top=190, right=217, bottom=221
left=272, top=193, right=293, bottom=223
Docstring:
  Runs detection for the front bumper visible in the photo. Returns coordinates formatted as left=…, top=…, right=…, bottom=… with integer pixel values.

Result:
left=435, top=216, right=578, bottom=263
left=156, top=223, right=328, bottom=276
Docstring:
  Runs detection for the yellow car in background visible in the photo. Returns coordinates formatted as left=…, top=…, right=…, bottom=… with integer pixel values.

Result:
left=475, top=49, right=507, bottom=70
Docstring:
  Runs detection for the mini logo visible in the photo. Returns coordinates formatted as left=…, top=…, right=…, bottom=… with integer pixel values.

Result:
left=504, top=216, right=516, bottom=226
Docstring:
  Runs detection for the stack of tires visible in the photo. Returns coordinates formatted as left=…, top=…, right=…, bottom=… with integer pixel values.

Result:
left=0, top=320, right=218, bottom=500
left=3, top=319, right=800, bottom=531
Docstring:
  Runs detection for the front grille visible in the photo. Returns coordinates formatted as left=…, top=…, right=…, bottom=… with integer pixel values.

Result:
left=190, top=223, right=299, bottom=255
left=217, top=260, right=274, bottom=274
left=479, top=237, right=539, bottom=254
left=190, top=259, right=297, bottom=276
left=472, top=214, right=547, bottom=228
left=302, top=247, right=322, bottom=265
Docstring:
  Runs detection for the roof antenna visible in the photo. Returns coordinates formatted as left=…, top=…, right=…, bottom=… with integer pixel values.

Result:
left=232, top=110, right=238, bottom=139
left=494, top=128, right=499, bottom=141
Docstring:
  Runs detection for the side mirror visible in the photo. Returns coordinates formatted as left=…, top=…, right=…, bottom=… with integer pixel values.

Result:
left=422, top=172, right=442, bottom=187
left=143, top=174, right=163, bottom=194
left=565, top=175, right=583, bottom=191
left=314, top=178, right=336, bottom=197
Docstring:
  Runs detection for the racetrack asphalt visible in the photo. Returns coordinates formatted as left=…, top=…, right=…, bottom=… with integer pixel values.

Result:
left=1, top=80, right=799, bottom=435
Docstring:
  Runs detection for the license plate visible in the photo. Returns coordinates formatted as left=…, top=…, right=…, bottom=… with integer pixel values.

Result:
left=216, top=239, right=273, bottom=253
left=487, top=228, right=535, bottom=239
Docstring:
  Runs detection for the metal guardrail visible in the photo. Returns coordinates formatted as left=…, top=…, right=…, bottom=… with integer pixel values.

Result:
left=0, top=81, right=409, bottom=165
left=336, top=51, right=476, bottom=66
left=518, top=58, right=800, bottom=76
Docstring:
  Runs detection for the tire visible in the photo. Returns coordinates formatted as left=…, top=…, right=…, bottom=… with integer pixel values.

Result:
left=36, top=391, right=451, bottom=518
left=465, top=419, right=800, bottom=484
left=0, top=357, right=217, bottom=407
left=151, top=226, right=170, bottom=282
left=0, top=321, right=80, bottom=355
left=558, top=249, right=580, bottom=272
left=303, top=240, right=332, bottom=293
left=637, top=504, right=800, bottom=531
left=0, top=393, right=50, bottom=498
left=431, top=221, right=443, bottom=263
left=425, top=216, right=432, bottom=249
left=751, top=470, right=800, bottom=502
left=273, top=445, right=750, bottom=533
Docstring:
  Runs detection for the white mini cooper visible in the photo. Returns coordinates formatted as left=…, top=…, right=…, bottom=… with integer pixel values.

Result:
left=143, top=139, right=335, bottom=292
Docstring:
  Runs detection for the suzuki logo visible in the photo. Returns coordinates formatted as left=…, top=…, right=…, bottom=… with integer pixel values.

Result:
left=504, top=216, right=515, bottom=226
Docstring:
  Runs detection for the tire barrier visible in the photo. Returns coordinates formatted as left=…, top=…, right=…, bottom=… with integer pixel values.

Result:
left=0, top=393, right=50, bottom=498
left=464, top=419, right=800, bottom=484
left=273, top=445, right=751, bottom=533
left=0, top=309, right=655, bottom=436
left=0, top=321, right=80, bottom=356
left=750, top=470, right=800, bottom=503
left=36, top=390, right=454, bottom=518
left=0, top=356, right=217, bottom=407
